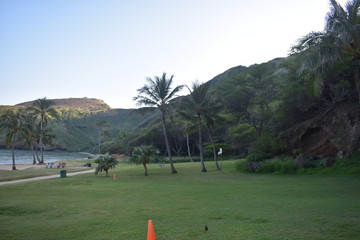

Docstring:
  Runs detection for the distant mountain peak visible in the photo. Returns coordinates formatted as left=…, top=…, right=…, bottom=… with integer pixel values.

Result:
left=17, top=97, right=111, bottom=112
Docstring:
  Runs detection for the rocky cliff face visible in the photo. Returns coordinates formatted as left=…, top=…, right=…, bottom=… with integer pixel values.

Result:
left=286, top=103, right=360, bottom=158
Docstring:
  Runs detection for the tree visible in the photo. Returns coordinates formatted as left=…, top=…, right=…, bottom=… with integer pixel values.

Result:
left=0, top=110, right=29, bottom=170
left=95, top=119, right=109, bottom=154
left=178, top=82, right=214, bottom=172
left=94, top=153, right=119, bottom=177
left=133, top=72, right=183, bottom=174
left=203, top=107, right=223, bottom=170
left=21, top=113, right=38, bottom=164
left=131, top=145, right=160, bottom=176
left=177, top=117, right=197, bottom=162
left=292, top=0, right=360, bottom=102
left=28, top=98, right=59, bottom=164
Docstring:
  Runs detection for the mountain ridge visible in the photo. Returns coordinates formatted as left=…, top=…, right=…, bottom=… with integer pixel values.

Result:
left=16, top=97, right=111, bottom=112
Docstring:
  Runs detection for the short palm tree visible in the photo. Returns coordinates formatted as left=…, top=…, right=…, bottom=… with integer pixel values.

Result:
left=28, top=98, right=59, bottom=164
left=131, top=145, right=160, bottom=176
left=133, top=73, right=183, bottom=174
left=94, top=153, right=119, bottom=177
left=292, top=0, right=360, bottom=102
left=0, top=110, right=29, bottom=170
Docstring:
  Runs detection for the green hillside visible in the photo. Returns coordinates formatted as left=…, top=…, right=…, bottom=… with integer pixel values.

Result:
left=0, top=98, right=159, bottom=152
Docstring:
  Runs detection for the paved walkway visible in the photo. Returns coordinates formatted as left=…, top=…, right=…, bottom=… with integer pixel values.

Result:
left=0, top=169, right=95, bottom=186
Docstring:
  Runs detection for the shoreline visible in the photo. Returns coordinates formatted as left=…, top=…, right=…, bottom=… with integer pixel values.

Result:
left=0, top=164, right=44, bottom=171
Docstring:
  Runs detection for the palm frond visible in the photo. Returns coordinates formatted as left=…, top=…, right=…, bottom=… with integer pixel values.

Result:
left=165, top=84, right=184, bottom=102
left=134, top=95, right=158, bottom=107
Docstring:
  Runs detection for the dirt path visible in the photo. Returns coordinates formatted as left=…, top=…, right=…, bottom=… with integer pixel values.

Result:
left=0, top=169, right=95, bottom=186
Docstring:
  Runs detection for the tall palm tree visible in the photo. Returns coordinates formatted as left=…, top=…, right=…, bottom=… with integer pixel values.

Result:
left=0, top=110, right=29, bottom=170
left=292, top=0, right=360, bottom=102
left=182, top=120, right=197, bottom=162
left=95, top=119, right=109, bottom=154
left=178, top=82, right=214, bottom=172
left=204, top=110, right=223, bottom=171
left=133, top=73, right=183, bottom=174
left=21, top=112, right=38, bottom=164
left=28, top=98, right=59, bottom=164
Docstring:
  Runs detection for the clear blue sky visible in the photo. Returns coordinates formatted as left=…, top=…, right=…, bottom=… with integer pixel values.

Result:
left=0, top=0, right=347, bottom=109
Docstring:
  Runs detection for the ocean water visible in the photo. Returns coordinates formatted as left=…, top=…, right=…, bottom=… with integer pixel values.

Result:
left=0, top=149, right=90, bottom=165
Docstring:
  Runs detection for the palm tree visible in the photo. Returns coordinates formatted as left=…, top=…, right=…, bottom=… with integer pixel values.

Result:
left=21, top=113, right=38, bottom=164
left=95, top=119, right=109, bottom=154
left=178, top=82, right=214, bottom=172
left=131, top=145, right=160, bottom=176
left=0, top=110, right=29, bottom=170
left=204, top=114, right=222, bottom=171
left=292, top=0, right=360, bottom=102
left=28, top=98, right=59, bottom=164
left=94, top=153, right=119, bottom=177
left=133, top=73, right=183, bottom=174
left=182, top=120, right=196, bottom=162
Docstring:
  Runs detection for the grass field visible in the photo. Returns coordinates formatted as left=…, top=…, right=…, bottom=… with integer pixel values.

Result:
left=0, top=160, right=359, bottom=239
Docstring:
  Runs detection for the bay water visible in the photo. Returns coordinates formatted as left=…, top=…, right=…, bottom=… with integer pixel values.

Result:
left=0, top=149, right=90, bottom=165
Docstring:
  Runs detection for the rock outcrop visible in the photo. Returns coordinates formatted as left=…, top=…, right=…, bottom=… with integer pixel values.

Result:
left=286, top=103, right=360, bottom=158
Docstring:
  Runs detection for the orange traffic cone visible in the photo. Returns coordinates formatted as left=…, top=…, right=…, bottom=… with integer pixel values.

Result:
left=147, top=220, right=156, bottom=240
left=113, top=174, right=117, bottom=180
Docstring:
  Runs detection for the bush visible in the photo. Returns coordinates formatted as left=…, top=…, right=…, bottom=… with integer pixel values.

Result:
left=236, top=153, right=360, bottom=174
left=235, top=157, right=297, bottom=174
left=247, top=130, right=284, bottom=162
left=235, top=159, right=248, bottom=172
left=296, top=154, right=360, bottom=174
left=255, top=157, right=297, bottom=174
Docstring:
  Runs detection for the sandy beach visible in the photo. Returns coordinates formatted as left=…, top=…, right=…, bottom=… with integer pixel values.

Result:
left=0, top=164, right=44, bottom=171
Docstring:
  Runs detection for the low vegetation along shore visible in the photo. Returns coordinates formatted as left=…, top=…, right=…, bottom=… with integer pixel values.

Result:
left=0, top=159, right=359, bottom=240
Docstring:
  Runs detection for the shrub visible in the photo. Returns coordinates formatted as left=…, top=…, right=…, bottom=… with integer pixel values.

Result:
left=295, top=154, right=360, bottom=174
left=236, top=153, right=360, bottom=174
left=235, top=157, right=297, bottom=174
left=235, top=159, right=248, bottom=172
left=255, top=157, right=297, bottom=174
left=247, top=130, right=284, bottom=162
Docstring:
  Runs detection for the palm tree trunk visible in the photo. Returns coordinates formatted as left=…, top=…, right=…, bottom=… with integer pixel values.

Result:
left=186, top=134, right=193, bottom=162
left=39, top=118, right=44, bottom=164
left=207, top=126, right=221, bottom=170
left=198, top=114, right=207, bottom=172
left=354, top=66, right=360, bottom=104
left=143, top=162, right=148, bottom=176
left=98, top=131, right=101, bottom=154
left=11, top=144, right=16, bottom=170
left=35, top=145, right=41, bottom=164
left=31, top=144, right=36, bottom=165
left=161, top=113, right=177, bottom=173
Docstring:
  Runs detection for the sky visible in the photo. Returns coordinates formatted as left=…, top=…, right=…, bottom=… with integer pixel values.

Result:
left=0, top=0, right=349, bottom=109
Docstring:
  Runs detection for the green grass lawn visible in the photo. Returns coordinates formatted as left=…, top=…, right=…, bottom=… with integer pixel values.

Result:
left=0, top=160, right=359, bottom=240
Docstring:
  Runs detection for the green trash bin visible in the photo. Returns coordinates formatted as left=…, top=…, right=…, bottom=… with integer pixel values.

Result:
left=60, top=170, right=67, bottom=178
